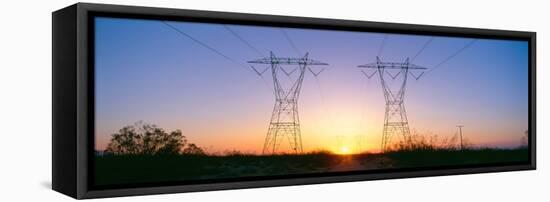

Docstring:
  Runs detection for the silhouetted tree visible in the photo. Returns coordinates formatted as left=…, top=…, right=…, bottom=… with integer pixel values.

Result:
left=105, top=121, right=187, bottom=155
left=182, top=143, right=206, bottom=155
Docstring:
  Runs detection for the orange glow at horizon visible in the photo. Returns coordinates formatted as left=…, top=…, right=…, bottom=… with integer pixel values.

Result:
left=336, top=146, right=350, bottom=155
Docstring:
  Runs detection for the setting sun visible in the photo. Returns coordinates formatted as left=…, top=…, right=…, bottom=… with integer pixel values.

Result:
left=338, top=146, right=350, bottom=155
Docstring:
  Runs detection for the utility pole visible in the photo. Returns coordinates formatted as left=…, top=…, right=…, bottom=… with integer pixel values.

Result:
left=457, top=125, right=464, bottom=150
left=358, top=57, right=427, bottom=152
left=249, top=52, right=327, bottom=154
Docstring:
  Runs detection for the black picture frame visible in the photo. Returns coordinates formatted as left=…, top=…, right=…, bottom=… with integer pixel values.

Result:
left=52, top=2, right=536, bottom=199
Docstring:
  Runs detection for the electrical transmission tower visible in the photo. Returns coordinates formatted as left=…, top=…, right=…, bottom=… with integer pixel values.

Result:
left=249, top=52, right=328, bottom=154
left=457, top=125, right=464, bottom=150
left=358, top=57, right=427, bottom=152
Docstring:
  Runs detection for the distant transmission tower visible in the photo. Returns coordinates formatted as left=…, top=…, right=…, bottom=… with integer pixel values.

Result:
left=457, top=125, right=464, bottom=150
left=358, top=57, right=427, bottom=152
left=249, top=52, right=328, bottom=154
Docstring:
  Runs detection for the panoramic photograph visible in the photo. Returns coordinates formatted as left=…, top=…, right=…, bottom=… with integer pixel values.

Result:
left=94, top=17, right=529, bottom=186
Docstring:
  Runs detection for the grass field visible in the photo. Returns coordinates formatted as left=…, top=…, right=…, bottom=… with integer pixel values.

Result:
left=94, top=148, right=528, bottom=186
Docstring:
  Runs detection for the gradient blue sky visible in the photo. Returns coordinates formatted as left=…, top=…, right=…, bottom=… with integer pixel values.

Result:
left=94, top=17, right=528, bottom=153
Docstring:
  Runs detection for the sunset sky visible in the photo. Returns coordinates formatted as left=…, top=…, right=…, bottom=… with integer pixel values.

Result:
left=94, top=17, right=528, bottom=154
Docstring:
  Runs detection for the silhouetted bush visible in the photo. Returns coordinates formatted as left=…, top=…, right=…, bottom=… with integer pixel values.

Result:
left=105, top=121, right=204, bottom=155
left=182, top=143, right=206, bottom=155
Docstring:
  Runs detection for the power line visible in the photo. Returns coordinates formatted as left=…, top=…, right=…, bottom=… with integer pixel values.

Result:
left=162, top=21, right=252, bottom=73
left=411, top=37, right=434, bottom=62
left=280, top=28, right=302, bottom=56
left=426, top=39, right=477, bottom=74
left=377, top=34, right=389, bottom=57
left=277, top=28, right=330, bottom=102
left=161, top=21, right=273, bottom=92
left=221, top=24, right=277, bottom=94
left=278, top=28, right=328, bottom=79
left=163, top=22, right=234, bottom=63
left=223, top=25, right=266, bottom=57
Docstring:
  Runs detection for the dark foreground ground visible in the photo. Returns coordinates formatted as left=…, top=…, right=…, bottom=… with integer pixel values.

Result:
left=95, top=148, right=528, bottom=186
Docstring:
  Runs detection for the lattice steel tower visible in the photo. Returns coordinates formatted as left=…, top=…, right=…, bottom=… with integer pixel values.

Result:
left=249, top=52, right=328, bottom=154
left=358, top=57, right=427, bottom=152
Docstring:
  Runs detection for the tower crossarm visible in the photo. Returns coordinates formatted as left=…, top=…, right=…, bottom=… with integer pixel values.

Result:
left=357, top=62, right=427, bottom=70
left=248, top=57, right=328, bottom=66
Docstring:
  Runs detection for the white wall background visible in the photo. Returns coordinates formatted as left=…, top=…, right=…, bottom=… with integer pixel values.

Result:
left=0, top=0, right=546, bottom=201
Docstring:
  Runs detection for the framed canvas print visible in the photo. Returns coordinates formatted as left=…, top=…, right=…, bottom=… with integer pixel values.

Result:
left=52, top=3, right=536, bottom=199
